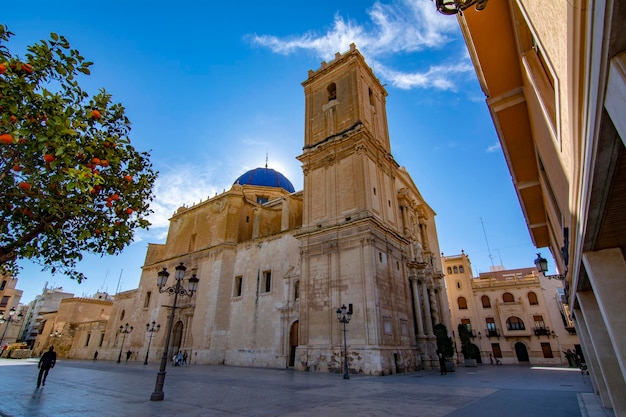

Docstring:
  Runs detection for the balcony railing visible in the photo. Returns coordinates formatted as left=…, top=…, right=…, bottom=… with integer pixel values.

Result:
left=485, top=328, right=500, bottom=337
left=533, top=326, right=551, bottom=336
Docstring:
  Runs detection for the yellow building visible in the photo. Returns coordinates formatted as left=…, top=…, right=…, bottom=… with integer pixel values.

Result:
left=442, top=1, right=626, bottom=414
left=33, top=296, right=112, bottom=358
left=89, top=45, right=450, bottom=376
left=443, top=252, right=579, bottom=365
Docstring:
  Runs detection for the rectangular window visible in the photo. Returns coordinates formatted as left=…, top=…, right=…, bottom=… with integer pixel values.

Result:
left=541, top=342, right=554, bottom=358
left=0, top=280, right=6, bottom=290
left=0, top=296, right=9, bottom=307
left=188, top=233, right=196, bottom=252
left=533, top=315, right=545, bottom=328
left=383, top=318, right=393, bottom=335
left=262, top=271, right=272, bottom=293
left=234, top=276, right=243, bottom=297
left=461, top=318, right=473, bottom=335
left=144, top=291, right=151, bottom=308
left=99, top=333, right=105, bottom=347
left=85, top=333, right=91, bottom=347
left=486, top=318, right=499, bottom=337
left=514, top=2, right=557, bottom=136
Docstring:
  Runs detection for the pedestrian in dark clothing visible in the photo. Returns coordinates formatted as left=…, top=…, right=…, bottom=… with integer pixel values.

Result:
left=438, top=352, right=447, bottom=375
left=37, top=346, right=56, bottom=388
left=93, top=350, right=98, bottom=361
left=126, top=350, right=132, bottom=362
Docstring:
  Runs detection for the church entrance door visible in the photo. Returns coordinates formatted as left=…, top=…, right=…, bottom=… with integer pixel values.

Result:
left=288, top=321, right=299, bottom=367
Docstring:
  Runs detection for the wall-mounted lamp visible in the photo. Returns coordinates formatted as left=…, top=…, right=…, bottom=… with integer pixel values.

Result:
left=434, top=0, right=488, bottom=15
left=534, top=253, right=566, bottom=280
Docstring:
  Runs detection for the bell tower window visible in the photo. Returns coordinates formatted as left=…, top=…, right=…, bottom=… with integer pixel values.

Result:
left=327, top=83, right=337, bottom=101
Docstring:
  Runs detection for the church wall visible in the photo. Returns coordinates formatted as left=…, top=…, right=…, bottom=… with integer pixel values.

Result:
left=194, top=232, right=300, bottom=368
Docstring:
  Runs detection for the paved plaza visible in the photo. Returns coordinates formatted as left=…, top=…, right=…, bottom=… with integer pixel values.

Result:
left=0, top=358, right=613, bottom=417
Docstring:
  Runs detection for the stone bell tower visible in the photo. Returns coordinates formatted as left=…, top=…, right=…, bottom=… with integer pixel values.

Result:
left=295, top=44, right=432, bottom=375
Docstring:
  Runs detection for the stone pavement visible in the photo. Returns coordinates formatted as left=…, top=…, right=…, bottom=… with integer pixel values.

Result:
left=0, top=358, right=614, bottom=417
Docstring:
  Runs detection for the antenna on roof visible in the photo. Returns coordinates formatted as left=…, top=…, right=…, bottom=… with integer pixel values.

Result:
left=115, top=269, right=123, bottom=294
left=265, top=152, right=268, bottom=168
left=480, top=217, right=495, bottom=268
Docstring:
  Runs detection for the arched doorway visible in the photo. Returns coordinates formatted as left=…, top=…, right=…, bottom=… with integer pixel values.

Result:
left=171, top=321, right=183, bottom=354
left=471, top=343, right=482, bottom=363
left=515, top=342, right=529, bottom=362
left=288, top=321, right=298, bottom=367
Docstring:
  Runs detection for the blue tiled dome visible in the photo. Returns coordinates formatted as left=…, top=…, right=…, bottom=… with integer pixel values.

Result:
left=234, top=167, right=295, bottom=193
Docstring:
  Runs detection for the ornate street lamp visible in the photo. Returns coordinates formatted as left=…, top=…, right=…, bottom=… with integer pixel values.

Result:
left=534, top=253, right=566, bottom=280
left=150, top=262, right=199, bottom=401
left=0, top=307, right=24, bottom=349
left=116, top=323, right=134, bottom=363
left=336, top=304, right=353, bottom=380
left=434, top=0, right=488, bottom=15
left=144, top=321, right=160, bottom=365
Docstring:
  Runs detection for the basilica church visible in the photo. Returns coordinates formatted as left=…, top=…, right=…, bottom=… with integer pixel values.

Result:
left=75, top=44, right=450, bottom=375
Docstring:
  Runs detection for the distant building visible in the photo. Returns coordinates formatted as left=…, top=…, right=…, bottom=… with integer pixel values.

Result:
left=0, top=274, right=24, bottom=350
left=32, top=295, right=112, bottom=358
left=443, top=252, right=579, bottom=365
left=20, top=285, right=74, bottom=349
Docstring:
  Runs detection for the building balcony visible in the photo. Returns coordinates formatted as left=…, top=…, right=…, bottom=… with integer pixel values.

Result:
left=533, top=326, right=551, bottom=336
left=565, top=326, right=577, bottom=335
left=485, top=328, right=500, bottom=337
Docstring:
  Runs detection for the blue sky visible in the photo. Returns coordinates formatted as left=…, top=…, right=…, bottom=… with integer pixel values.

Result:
left=5, top=0, right=541, bottom=303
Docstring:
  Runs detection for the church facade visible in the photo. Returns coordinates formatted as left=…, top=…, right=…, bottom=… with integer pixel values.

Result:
left=91, top=45, right=449, bottom=376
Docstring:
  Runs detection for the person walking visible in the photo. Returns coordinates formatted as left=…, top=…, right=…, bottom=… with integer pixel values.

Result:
left=126, top=350, right=132, bottom=362
left=438, top=352, right=447, bottom=375
left=93, top=350, right=98, bottom=361
left=182, top=350, right=188, bottom=366
left=37, top=346, right=57, bottom=388
left=176, top=351, right=183, bottom=367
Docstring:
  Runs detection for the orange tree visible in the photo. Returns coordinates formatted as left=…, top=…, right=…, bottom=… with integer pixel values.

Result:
left=0, top=25, right=156, bottom=282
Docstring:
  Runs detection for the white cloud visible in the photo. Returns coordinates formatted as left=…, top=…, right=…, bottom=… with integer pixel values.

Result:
left=146, top=164, right=225, bottom=232
left=249, top=0, right=469, bottom=91
left=487, top=142, right=501, bottom=153
left=373, top=59, right=473, bottom=90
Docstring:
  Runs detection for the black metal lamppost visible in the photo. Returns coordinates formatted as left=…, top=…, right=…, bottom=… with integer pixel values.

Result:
left=0, top=307, right=24, bottom=348
left=144, top=321, right=160, bottom=365
left=534, top=253, right=567, bottom=280
left=116, top=323, right=134, bottom=363
left=150, top=262, right=199, bottom=401
left=336, top=304, right=353, bottom=380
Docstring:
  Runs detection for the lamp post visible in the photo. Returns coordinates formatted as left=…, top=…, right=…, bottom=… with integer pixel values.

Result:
left=116, top=323, right=133, bottom=363
left=336, top=304, right=353, bottom=380
left=150, top=262, right=199, bottom=401
left=534, top=253, right=567, bottom=280
left=144, top=321, right=160, bottom=365
left=0, top=307, right=24, bottom=349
